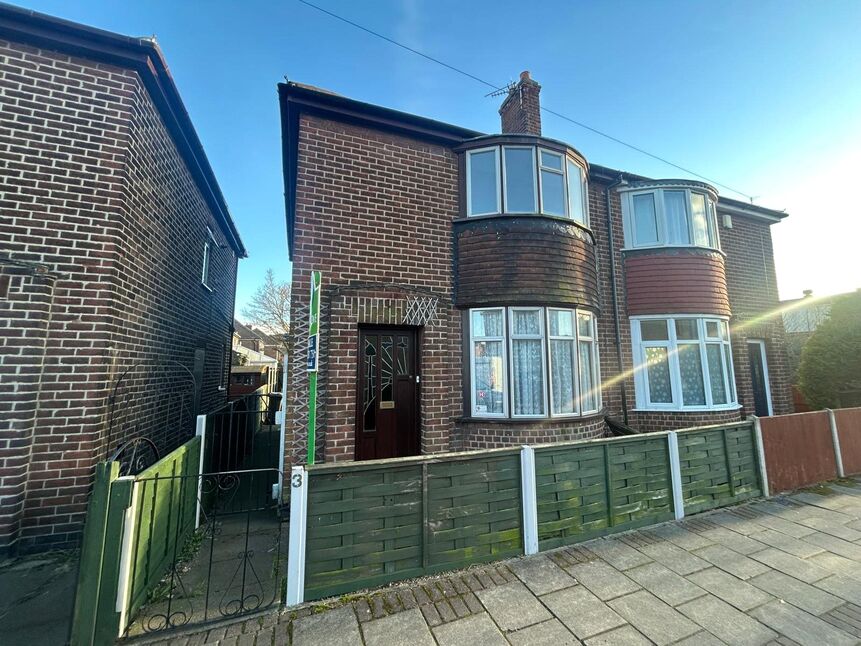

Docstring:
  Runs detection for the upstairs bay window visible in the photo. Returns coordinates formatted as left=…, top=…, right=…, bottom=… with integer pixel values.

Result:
left=466, top=145, right=588, bottom=225
left=622, top=184, right=720, bottom=250
left=631, top=316, right=737, bottom=411
left=470, top=306, right=601, bottom=419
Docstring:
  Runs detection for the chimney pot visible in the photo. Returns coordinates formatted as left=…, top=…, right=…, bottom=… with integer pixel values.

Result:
left=499, top=71, right=542, bottom=135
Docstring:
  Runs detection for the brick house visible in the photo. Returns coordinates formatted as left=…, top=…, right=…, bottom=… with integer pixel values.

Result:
left=0, top=6, right=245, bottom=554
left=278, top=71, right=791, bottom=464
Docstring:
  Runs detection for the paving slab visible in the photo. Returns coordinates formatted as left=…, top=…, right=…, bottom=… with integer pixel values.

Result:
left=433, top=612, right=507, bottom=646
left=706, top=510, right=767, bottom=535
left=361, top=608, right=435, bottom=646
left=583, top=537, right=652, bottom=570
left=802, top=531, right=861, bottom=561
left=509, top=555, right=577, bottom=596
left=626, top=562, right=706, bottom=606
left=748, top=529, right=824, bottom=558
left=506, top=618, right=580, bottom=645
left=749, top=570, right=844, bottom=615
left=694, top=544, right=771, bottom=580
left=700, top=526, right=768, bottom=555
left=292, top=606, right=361, bottom=646
left=808, top=550, right=861, bottom=581
left=740, top=510, right=816, bottom=538
left=543, top=584, right=626, bottom=639
left=567, top=559, right=640, bottom=601
left=677, top=594, right=777, bottom=645
left=750, top=547, right=831, bottom=583
left=583, top=624, right=649, bottom=645
left=686, top=567, right=773, bottom=612
left=608, top=590, right=700, bottom=645
left=475, top=581, right=551, bottom=631
left=672, top=630, right=727, bottom=646
left=798, top=516, right=861, bottom=542
left=646, top=524, right=714, bottom=550
left=814, top=574, right=861, bottom=604
left=791, top=492, right=855, bottom=512
left=750, top=599, right=858, bottom=646
left=636, top=540, right=710, bottom=575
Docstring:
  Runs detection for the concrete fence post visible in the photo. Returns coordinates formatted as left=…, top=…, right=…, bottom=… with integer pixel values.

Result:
left=827, top=409, right=845, bottom=478
left=114, top=476, right=138, bottom=635
left=752, top=416, right=770, bottom=498
left=520, top=445, right=539, bottom=555
left=667, top=432, right=685, bottom=520
left=286, top=465, right=309, bottom=606
left=195, top=414, right=207, bottom=529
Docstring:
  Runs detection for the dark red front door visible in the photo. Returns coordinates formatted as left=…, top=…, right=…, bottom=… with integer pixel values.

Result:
left=356, top=328, right=419, bottom=460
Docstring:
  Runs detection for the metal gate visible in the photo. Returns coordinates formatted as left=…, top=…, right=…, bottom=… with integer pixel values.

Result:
left=121, top=467, right=287, bottom=637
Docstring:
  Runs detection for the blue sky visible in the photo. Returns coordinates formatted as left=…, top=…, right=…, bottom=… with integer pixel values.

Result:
left=16, top=0, right=861, bottom=310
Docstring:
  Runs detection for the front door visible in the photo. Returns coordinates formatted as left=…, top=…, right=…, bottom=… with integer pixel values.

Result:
left=356, top=328, right=419, bottom=460
left=747, top=340, right=773, bottom=416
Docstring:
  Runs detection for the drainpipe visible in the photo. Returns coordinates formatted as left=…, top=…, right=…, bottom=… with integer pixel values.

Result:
left=604, top=175, right=629, bottom=424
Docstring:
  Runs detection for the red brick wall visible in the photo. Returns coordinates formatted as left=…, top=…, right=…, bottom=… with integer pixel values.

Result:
left=720, top=214, right=792, bottom=417
left=0, top=40, right=236, bottom=553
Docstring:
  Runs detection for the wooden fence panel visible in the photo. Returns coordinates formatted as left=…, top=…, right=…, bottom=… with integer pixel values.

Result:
left=835, top=408, right=861, bottom=475
left=760, top=411, right=836, bottom=493
left=304, top=464, right=424, bottom=600
left=127, top=437, right=201, bottom=620
left=535, top=436, right=673, bottom=550
left=426, top=453, right=522, bottom=571
left=678, top=422, right=761, bottom=514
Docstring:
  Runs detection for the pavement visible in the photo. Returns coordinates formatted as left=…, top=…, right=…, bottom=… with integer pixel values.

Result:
left=141, top=480, right=861, bottom=646
left=0, top=550, right=78, bottom=646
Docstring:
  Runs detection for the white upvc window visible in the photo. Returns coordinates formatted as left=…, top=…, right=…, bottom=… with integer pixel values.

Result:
left=465, top=145, right=589, bottom=225
left=631, top=315, right=738, bottom=411
left=466, top=147, right=501, bottom=216
left=622, top=187, right=721, bottom=251
left=509, top=307, right=546, bottom=417
left=201, top=226, right=216, bottom=288
left=469, top=306, right=601, bottom=419
left=470, top=308, right=507, bottom=417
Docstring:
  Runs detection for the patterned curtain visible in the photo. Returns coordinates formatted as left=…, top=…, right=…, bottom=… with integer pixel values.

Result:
left=512, top=339, right=544, bottom=415
left=551, top=339, right=575, bottom=414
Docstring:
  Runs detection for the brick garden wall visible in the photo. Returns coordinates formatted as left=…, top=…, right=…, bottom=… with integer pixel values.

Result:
left=0, top=39, right=236, bottom=553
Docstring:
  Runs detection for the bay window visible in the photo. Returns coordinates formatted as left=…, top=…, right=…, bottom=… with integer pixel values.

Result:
left=621, top=183, right=720, bottom=250
left=469, top=306, right=600, bottom=418
left=631, top=316, right=737, bottom=411
left=466, top=144, right=589, bottom=225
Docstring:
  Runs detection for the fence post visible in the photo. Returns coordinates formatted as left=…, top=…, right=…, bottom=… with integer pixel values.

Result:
left=114, top=477, right=138, bottom=636
left=752, top=416, right=770, bottom=498
left=520, top=445, right=539, bottom=555
left=667, top=432, right=685, bottom=521
left=827, top=409, right=845, bottom=478
left=195, top=413, right=206, bottom=529
left=286, top=465, right=309, bottom=606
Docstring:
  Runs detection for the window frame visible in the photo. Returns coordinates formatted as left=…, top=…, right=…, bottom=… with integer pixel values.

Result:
left=469, top=306, right=508, bottom=418
left=468, top=306, right=601, bottom=419
left=507, top=307, right=547, bottom=418
left=622, top=187, right=721, bottom=251
left=201, top=226, right=216, bottom=289
left=631, top=315, right=739, bottom=412
left=464, top=144, right=589, bottom=225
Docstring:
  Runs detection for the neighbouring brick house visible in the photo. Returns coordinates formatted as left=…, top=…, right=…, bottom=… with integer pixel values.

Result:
left=0, top=6, right=246, bottom=554
left=278, top=71, right=792, bottom=464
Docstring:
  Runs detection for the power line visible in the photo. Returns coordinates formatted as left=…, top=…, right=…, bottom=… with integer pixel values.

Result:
left=296, top=0, right=756, bottom=201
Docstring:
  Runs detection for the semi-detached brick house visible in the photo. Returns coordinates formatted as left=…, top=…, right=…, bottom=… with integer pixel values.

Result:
left=0, top=6, right=246, bottom=554
left=280, top=72, right=792, bottom=464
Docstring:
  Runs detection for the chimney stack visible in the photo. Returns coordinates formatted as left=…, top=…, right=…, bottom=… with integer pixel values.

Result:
left=499, top=71, right=542, bottom=135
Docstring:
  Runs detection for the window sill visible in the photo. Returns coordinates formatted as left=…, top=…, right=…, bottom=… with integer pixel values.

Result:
left=458, top=410, right=605, bottom=424
left=621, top=245, right=725, bottom=258
left=631, top=404, right=742, bottom=413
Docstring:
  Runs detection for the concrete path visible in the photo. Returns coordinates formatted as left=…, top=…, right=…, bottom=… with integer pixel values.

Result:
left=141, top=480, right=861, bottom=646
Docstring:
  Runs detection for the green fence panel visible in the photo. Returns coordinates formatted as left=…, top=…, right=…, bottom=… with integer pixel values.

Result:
left=426, top=453, right=522, bottom=572
left=127, top=436, right=201, bottom=621
left=535, top=436, right=673, bottom=550
left=678, top=422, right=761, bottom=514
left=304, top=463, right=424, bottom=600
left=70, top=462, right=119, bottom=646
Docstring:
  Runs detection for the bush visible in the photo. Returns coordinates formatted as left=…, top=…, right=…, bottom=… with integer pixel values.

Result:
left=798, top=291, right=861, bottom=409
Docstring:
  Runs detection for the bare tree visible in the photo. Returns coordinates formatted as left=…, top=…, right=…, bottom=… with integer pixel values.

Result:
left=241, top=269, right=291, bottom=347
